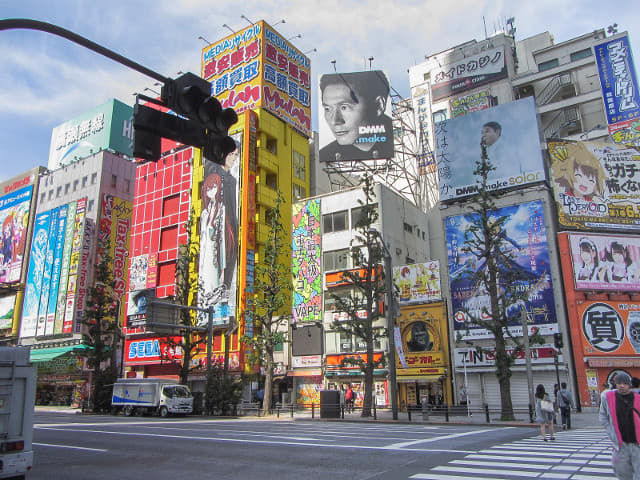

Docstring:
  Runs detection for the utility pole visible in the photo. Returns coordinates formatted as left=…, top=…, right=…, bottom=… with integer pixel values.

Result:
left=521, top=304, right=535, bottom=419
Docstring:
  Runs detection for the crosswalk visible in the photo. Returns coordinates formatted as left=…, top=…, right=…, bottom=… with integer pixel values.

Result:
left=409, top=428, right=615, bottom=480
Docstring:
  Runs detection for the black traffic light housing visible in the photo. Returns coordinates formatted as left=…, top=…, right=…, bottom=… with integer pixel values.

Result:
left=133, top=72, right=238, bottom=163
left=554, top=332, right=564, bottom=349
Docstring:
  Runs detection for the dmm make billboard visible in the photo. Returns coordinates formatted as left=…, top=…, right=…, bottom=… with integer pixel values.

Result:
left=595, top=33, right=640, bottom=135
left=202, top=21, right=311, bottom=136
left=435, top=97, right=544, bottom=202
left=549, top=140, right=640, bottom=231
left=446, top=200, right=558, bottom=340
left=291, top=199, right=322, bottom=323
left=48, top=99, right=133, bottom=170
left=318, top=70, right=394, bottom=163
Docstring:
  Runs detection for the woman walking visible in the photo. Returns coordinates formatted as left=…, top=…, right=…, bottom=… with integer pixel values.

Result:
left=535, top=384, right=555, bottom=441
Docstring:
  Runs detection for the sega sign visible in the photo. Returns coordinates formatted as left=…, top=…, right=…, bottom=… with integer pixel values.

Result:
left=125, top=337, right=183, bottom=364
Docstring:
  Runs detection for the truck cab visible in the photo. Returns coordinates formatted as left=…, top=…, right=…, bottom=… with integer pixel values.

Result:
left=111, top=378, right=193, bottom=417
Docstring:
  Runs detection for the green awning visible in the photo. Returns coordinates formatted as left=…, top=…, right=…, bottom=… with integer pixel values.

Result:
left=29, top=345, right=85, bottom=363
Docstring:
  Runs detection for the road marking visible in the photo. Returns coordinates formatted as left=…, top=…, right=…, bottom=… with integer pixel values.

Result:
left=35, top=426, right=473, bottom=453
left=387, top=428, right=505, bottom=448
left=34, top=442, right=107, bottom=452
left=432, top=465, right=539, bottom=477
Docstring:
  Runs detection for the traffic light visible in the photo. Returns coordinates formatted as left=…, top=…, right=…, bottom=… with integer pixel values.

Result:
left=133, top=72, right=238, bottom=163
left=554, top=332, right=564, bottom=349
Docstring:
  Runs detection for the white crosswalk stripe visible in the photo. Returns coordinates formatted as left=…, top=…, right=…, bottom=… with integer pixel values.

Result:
left=409, top=428, right=616, bottom=480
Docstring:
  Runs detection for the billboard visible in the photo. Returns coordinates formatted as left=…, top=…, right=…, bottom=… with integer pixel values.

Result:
left=291, top=199, right=322, bottom=323
left=201, top=21, right=311, bottom=136
left=411, top=86, right=436, bottom=174
left=0, top=295, right=16, bottom=330
left=198, top=131, right=241, bottom=326
left=568, top=233, right=640, bottom=291
left=435, top=97, right=544, bottom=202
left=395, top=304, right=447, bottom=376
left=0, top=185, right=33, bottom=283
left=431, top=45, right=507, bottom=101
left=44, top=205, right=68, bottom=336
left=318, top=70, right=394, bottom=163
left=576, top=300, right=640, bottom=356
left=125, top=337, right=183, bottom=365
left=392, top=261, right=442, bottom=305
left=549, top=140, right=640, bottom=231
left=127, top=288, right=155, bottom=328
left=48, top=99, right=133, bottom=170
left=450, top=90, right=492, bottom=118
left=595, top=34, right=640, bottom=134
left=446, top=200, right=558, bottom=340
left=54, top=200, right=77, bottom=334
left=128, top=253, right=158, bottom=291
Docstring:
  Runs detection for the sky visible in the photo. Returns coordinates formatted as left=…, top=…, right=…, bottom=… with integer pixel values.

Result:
left=1, top=0, right=639, bottom=184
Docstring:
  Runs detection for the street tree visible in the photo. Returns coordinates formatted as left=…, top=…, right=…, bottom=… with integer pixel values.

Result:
left=456, top=141, right=543, bottom=420
left=79, top=253, right=121, bottom=413
left=242, top=192, right=291, bottom=416
left=329, top=175, right=387, bottom=418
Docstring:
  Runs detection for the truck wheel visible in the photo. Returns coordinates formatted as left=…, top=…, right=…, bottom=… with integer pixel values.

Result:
left=124, top=406, right=134, bottom=417
left=159, top=406, right=169, bottom=418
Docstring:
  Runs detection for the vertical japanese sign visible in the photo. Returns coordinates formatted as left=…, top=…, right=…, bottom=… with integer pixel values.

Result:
left=549, top=140, right=640, bottom=231
left=35, top=207, right=58, bottom=337
left=0, top=185, right=33, bottom=284
left=595, top=34, right=640, bottom=135
left=291, top=199, right=322, bottom=323
left=446, top=200, right=558, bottom=339
left=411, top=86, right=436, bottom=174
left=63, top=198, right=87, bottom=333
left=54, top=200, right=77, bottom=334
left=44, top=205, right=68, bottom=336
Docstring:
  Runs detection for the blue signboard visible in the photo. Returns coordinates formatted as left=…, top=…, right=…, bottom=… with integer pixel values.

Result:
left=595, top=34, right=640, bottom=128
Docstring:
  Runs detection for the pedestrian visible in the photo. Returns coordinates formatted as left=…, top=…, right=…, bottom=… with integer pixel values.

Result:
left=557, top=382, right=574, bottom=430
left=535, top=384, right=555, bottom=441
left=256, top=388, right=264, bottom=408
left=339, top=385, right=346, bottom=413
left=345, top=385, right=354, bottom=413
left=599, top=372, right=640, bottom=480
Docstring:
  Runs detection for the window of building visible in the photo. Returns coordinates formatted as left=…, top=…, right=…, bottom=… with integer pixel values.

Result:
left=350, top=205, right=376, bottom=229
left=404, top=222, right=413, bottom=233
left=124, top=178, right=130, bottom=193
left=266, top=172, right=277, bottom=190
left=48, top=190, right=53, bottom=200
left=111, top=174, right=117, bottom=188
left=570, top=48, right=592, bottom=62
left=292, top=150, right=305, bottom=181
left=340, top=332, right=353, bottom=352
left=266, top=136, right=277, bottom=154
left=323, top=210, right=348, bottom=233
left=81, top=176, right=88, bottom=188
left=323, top=248, right=350, bottom=272
left=73, top=180, right=79, bottom=191
left=160, top=225, right=179, bottom=251
left=91, top=172, right=98, bottom=185
left=56, top=186, right=62, bottom=197
left=432, top=109, right=448, bottom=124
left=292, top=183, right=306, bottom=201
left=162, top=194, right=180, bottom=217
left=40, top=193, right=45, bottom=203
left=157, top=261, right=176, bottom=287
left=406, top=256, right=415, bottom=264
left=88, top=199, right=95, bottom=212
left=538, top=58, right=559, bottom=72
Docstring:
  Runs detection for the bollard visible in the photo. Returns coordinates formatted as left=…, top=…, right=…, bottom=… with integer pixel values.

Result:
left=373, top=398, right=377, bottom=420
left=484, top=404, right=490, bottom=423
left=291, top=404, right=294, bottom=418
left=445, top=404, right=449, bottom=423
left=312, top=403, right=315, bottom=419
left=528, top=404, right=533, bottom=423
left=422, top=403, right=429, bottom=422
left=341, top=404, right=344, bottom=419
left=277, top=406, right=280, bottom=418
left=408, top=407, right=412, bottom=422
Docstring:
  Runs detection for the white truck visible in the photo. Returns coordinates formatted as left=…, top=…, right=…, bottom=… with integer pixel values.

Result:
left=0, top=347, right=36, bottom=480
left=111, top=378, right=193, bottom=417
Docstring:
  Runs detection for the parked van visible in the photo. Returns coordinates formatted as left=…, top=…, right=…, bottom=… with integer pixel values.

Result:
left=111, top=378, right=193, bottom=417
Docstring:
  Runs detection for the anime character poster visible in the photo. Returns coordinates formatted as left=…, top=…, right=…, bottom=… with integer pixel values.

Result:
left=291, top=199, right=322, bottom=323
left=392, top=261, right=441, bottom=305
left=569, top=233, right=640, bottom=291
left=549, top=140, right=640, bottom=231
left=198, top=131, right=241, bottom=326
left=0, top=185, right=33, bottom=283
left=446, top=200, right=558, bottom=339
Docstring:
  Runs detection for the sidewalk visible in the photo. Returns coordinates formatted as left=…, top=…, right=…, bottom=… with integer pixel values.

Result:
left=35, top=404, right=603, bottom=429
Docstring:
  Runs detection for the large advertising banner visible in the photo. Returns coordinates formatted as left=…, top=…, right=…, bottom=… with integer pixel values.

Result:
left=318, top=70, right=394, bottom=163
left=63, top=198, right=87, bottom=334
left=44, top=205, right=68, bottom=336
left=436, top=97, right=544, bottom=202
left=35, top=208, right=58, bottom=337
left=446, top=200, right=558, bottom=340
left=199, top=131, right=242, bottom=326
left=48, top=99, right=133, bottom=170
left=21, top=211, right=51, bottom=337
left=0, top=185, right=32, bottom=284
left=568, top=233, right=640, bottom=291
left=54, top=200, right=77, bottom=334
left=450, top=90, right=492, bottom=118
left=595, top=34, right=640, bottom=135
left=411, top=86, right=436, bottom=174
left=125, top=337, right=183, bottom=365
left=549, top=140, right=640, bottom=231
left=291, top=199, right=322, bottom=323
left=431, top=45, right=507, bottom=101
left=577, top=300, right=640, bottom=356
left=393, top=261, right=442, bottom=305
left=455, top=344, right=560, bottom=367
left=201, top=21, right=311, bottom=136
left=0, top=295, right=16, bottom=330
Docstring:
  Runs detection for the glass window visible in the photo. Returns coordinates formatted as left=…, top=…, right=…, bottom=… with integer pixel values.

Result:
left=64, top=183, right=70, bottom=194
left=266, top=136, right=277, bottom=154
left=292, top=183, right=306, bottom=201
left=111, top=174, right=117, bottom=187
left=124, top=179, right=131, bottom=193
left=88, top=199, right=95, bottom=212
left=323, top=210, right=348, bottom=233
left=81, top=176, right=88, bottom=188
left=570, top=48, right=592, bottom=62
left=56, top=186, right=62, bottom=197
left=432, top=109, right=448, bottom=124
left=323, top=249, right=350, bottom=272
left=404, top=222, right=413, bottom=233
left=73, top=179, right=79, bottom=191
left=293, top=150, right=306, bottom=181
left=91, top=172, right=98, bottom=185
left=266, top=172, right=277, bottom=190
left=538, top=58, right=559, bottom=72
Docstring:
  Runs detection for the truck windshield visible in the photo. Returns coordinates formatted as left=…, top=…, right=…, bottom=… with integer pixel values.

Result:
left=163, top=386, right=191, bottom=398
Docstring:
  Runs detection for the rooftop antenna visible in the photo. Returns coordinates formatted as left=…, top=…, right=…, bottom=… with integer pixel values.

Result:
left=330, top=59, right=337, bottom=73
left=483, top=16, right=488, bottom=39
left=368, top=56, right=374, bottom=70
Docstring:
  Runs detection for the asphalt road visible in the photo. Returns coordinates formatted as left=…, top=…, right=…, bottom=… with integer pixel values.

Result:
left=29, top=412, right=608, bottom=480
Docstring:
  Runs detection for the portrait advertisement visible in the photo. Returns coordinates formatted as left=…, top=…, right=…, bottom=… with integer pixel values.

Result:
left=199, top=131, right=242, bottom=326
left=446, top=200, right=558, bottom=340
left=0, top=185, right=33, bottom=284
left=549, top=140, right=640, bottom=231
left=318, top=70, right=394, bottom=163
left=569, top=233, right=640, bottom=291
left=392, top=261, right=442, bottom=305
left=435, top=96, right=544, bottom=202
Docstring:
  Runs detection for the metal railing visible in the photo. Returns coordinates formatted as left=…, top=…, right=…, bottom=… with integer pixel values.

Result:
left=537, top=73, right=573, bottom=106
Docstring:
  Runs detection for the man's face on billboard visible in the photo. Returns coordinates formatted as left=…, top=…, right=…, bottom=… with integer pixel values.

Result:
left=481, top=125, right=500, bottom=147
left=322, top=83, right=368, bottom=146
